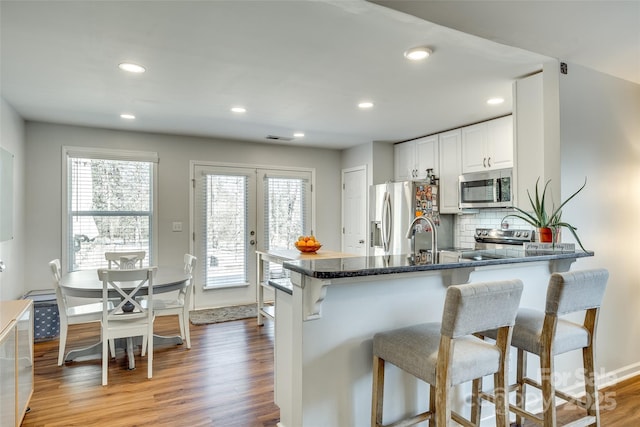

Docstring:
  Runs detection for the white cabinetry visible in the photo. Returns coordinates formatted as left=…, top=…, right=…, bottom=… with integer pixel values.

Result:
left=438, top=129, right=462, bottom=214
left=0, top=300, right=34, bottom=427
left=461, top=116, right=513, bottom=173
left=394, top=135, right=438, bottom=181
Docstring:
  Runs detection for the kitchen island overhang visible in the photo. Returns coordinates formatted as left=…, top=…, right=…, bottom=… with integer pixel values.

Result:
left=273, top=250, right=595, bottom=427
left=282, top=250, right=593, bottom=321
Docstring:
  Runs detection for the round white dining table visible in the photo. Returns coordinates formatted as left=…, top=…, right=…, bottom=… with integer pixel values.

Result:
left=59, top=267, right=190, bottom=367
left=60, top=267, right=189, bottom=298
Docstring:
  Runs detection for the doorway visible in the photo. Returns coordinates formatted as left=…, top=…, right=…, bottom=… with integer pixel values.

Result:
left=192, top=163, right=313, bottom=309
left=341, top=165, right=367, bottom=256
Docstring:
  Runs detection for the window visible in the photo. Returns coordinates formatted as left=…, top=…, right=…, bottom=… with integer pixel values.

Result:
left=202, top=173, right=250, bottom=288
left=263, top=176, right=308, bottom=250
left=262, top=175, right=309, bottom=279
left=63, top=147, right=158, bottom=272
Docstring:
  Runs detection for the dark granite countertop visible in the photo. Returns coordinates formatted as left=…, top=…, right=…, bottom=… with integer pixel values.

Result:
left=268, top=278, right=293, bottom=295
left=283, top=248, right=594, bottom=280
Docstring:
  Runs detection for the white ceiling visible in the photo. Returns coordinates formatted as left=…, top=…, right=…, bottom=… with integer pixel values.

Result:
left=1, top=1, right=637, bottom=150
left=372, top=0, right=640, bottom=86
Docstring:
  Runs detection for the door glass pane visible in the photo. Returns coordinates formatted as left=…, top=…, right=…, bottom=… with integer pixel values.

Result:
left=263, top=176, right=308, bottom=278
left=264, top=177, right=307, bottom=249
left=204, top=174, right=248, bottom=288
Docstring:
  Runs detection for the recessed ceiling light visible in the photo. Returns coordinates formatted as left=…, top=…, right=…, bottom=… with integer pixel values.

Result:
left=231, top=106, right=246, bottom=113
left=358, top=102, right=374, bottom=109
left=120, top=114, right=135, bottom=120
left=293, top=132, right=305, bottom=138
left=118, top=63, right=146, bottom=73
left=487, top=97, right=505, bottom=105
left=404, top=47, right=432, bottom=61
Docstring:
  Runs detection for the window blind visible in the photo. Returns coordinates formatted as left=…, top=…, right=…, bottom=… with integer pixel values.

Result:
left=202, top=173, right=249, bottom=288
left=67, top=156, right=153, bottom=271
left=263, top=175, right=308, bottom=279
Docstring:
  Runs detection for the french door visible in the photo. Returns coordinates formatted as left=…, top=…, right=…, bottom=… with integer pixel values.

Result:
left=193, top=164, right=312, bottom=309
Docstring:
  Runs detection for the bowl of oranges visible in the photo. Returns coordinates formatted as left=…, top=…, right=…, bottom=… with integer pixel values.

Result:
left=295, top=235, right=322, bottom=253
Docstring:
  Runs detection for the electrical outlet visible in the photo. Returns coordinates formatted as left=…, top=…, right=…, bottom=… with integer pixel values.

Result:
left=172, top=222, right=183, bottom=232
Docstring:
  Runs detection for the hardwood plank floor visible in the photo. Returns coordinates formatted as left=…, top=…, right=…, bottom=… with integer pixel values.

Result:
left=23, top=316, right=640, bottom=426
left=23, top=316, right=279, bottom=427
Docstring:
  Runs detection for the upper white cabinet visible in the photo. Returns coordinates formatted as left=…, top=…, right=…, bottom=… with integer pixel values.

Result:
left=438, top=129, right=462, bottom=214
left=394, top=135, right=438, bottom=181
left=461, top=116, right=513, bottom=173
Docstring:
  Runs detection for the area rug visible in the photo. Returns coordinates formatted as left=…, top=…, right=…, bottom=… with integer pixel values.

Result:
left=189, top=303, right=258, bottom=325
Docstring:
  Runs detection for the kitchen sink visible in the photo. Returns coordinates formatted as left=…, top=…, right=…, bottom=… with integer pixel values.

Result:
left=438, top=249, right=508, bottom=263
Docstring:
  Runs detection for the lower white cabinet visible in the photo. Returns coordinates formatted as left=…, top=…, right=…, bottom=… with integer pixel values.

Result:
left=0, top=300, right=34, bottom=427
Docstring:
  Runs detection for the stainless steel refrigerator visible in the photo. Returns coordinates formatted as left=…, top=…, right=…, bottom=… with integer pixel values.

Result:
left=370, top=181, right=441, bottom=256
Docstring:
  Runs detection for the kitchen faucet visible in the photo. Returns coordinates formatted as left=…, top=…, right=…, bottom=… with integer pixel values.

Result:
left=405, top=216, right=438, bottom=263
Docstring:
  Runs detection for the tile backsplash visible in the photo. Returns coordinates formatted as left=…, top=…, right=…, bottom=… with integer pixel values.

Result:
left=453, top=209, right=533, bottom=248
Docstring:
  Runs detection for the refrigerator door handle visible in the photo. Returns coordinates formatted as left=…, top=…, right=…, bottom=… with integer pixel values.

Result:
left=382, top=192, right=392, bottom=253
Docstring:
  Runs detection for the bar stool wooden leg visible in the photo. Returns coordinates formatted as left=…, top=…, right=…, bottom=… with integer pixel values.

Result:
left=541, top=316, right=557, bottom=427
left=583, top=309, right=601, bottom=427
left=470, top=377, right=482, bottom=426
left=435, top=335, right=453, bottom=427
left=540, top=350, right=557, bottom=426
left=371, top=355, right=385, bottom=427
left=495, top=327, right=511, bottom=427
left=428, top=385, right=436, bottom=427
left=515, top=348, right=526, bottom=426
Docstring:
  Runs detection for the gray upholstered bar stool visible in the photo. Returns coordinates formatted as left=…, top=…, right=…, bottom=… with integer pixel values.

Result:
left=371, top=279, right=524, bottom=427
left=478, top=268, right=609, bottom=427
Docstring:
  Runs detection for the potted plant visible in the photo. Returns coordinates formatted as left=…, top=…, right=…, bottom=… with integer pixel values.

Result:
left=502, top=177, right=587, bottom=251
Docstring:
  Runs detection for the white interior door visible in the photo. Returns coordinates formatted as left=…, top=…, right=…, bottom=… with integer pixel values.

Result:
left=342, top=166, right=367, bottom=256
left=192, top=164, right=312, bottom=310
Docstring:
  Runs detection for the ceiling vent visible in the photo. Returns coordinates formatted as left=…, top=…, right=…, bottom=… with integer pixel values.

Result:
left=266, top=135, right=293, bottom=141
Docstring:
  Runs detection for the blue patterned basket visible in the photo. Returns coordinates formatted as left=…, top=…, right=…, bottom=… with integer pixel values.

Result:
left=22, top=290, right=60, bottom=342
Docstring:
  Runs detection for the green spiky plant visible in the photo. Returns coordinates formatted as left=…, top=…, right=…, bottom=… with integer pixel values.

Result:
left=502, top=177, right=587, bottom=251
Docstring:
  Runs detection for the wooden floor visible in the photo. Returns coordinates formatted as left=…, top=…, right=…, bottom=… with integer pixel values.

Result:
left=23, top=316, right=279, bottom=427
left=24, top=316, right=640, bottom=426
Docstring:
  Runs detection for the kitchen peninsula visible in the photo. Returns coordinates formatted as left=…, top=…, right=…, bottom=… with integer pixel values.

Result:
left=271, top=250, right=593, bottom=427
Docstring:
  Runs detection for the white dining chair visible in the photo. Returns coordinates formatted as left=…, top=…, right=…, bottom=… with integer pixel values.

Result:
left=49, top=259, right=115, bottom=366
left=104, top=251, right=146, bottom=269
left=99, top=267, right=155, bottom=386
left=142, top=254, right=196, bottom=349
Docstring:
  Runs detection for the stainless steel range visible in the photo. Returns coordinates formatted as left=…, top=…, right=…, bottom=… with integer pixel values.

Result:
left=474, top=228, right=533, bottom=250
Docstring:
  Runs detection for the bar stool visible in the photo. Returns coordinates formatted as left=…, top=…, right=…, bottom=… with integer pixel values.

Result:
left=371, top=279, right=524, bottom=427
left=478, top=268, right=608, bottom=427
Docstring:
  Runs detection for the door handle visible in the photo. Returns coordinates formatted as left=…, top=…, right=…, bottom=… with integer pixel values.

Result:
left=358, top=240, right=365, bottom=244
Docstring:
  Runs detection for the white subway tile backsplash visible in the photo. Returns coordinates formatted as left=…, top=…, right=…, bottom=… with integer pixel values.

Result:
left=453, top=209, right=534, bottom=248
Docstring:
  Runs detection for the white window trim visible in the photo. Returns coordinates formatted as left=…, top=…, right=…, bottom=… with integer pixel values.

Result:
left=61, top=146, right=159, bottom=274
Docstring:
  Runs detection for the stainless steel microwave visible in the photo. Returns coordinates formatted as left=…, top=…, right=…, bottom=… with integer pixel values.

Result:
left=459, top=169, right=513, bottom=208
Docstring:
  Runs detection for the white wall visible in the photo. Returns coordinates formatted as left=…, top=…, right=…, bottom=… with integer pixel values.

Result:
left=0, top=98, right=26, bottom=300
left=341, top=141, right=394, bottom=187
left=24, top=122, right=342, bottom=295
left=557, top=64, right=640, bottom=380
